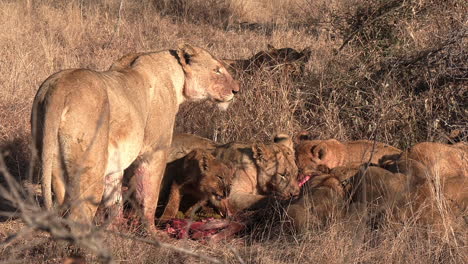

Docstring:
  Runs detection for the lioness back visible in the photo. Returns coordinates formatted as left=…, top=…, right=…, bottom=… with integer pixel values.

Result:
left=406, top=142, right=467, bottom=180
left=382, top=142, right=467, bottom=181
left=168, top=133, right=218, bottom=163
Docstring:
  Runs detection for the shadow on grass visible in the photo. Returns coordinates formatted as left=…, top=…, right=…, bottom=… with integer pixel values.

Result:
left=0, top=137, right=32, bottom=221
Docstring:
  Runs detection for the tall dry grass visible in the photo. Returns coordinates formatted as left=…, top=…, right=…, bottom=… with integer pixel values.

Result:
left=0, top=0, right=466, bottom=263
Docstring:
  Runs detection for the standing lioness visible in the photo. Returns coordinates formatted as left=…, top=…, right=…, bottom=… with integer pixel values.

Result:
left=32, top=44, right=240, bottom=231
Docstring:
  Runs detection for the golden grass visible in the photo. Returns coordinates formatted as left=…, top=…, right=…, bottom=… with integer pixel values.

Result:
left=0, top=0, right=466, bottom=263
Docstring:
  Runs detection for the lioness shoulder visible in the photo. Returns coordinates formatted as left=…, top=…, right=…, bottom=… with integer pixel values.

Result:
left=168, top=133, right=218, bottom=163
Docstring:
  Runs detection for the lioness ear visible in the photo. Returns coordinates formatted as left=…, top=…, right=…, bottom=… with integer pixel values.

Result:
left=311, top=144, right=327, bottom=160
left=295, top=131, right=312, bottom=143
left=177, top=43, right=198, bottom=67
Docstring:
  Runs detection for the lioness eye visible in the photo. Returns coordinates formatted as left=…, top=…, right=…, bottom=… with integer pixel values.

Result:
left=215, top=67, right=222, bottom=74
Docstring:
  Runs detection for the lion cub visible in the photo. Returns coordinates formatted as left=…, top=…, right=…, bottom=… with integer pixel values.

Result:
left=214, top=134, right=301, bottom=213
left=294, top=132, right=401, bottom=183
left=160, top=149, right=234, bottom=220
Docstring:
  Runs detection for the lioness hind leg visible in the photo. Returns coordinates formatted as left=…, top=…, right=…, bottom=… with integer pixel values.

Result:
left=63, top=135, right=108, bottom=225
left=58, top=103, right=110, bottom=226
left=51, top=153, right=66, bottom=206
left=61, top=145, right=108, bottom=225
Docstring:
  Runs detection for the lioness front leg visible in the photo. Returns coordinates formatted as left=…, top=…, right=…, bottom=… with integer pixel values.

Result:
left=185, top=200, right=208, bottom=219
left=101, top=171, right=125, bottom=228
left=229, top=192, right=272, bottom=213
left=134, top=150, right=167, bottom=233
left=160, top=183, right=182, bottom=220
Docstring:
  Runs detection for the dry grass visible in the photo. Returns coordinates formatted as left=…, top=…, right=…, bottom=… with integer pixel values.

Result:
left=0, top=0, right=466, bottom=263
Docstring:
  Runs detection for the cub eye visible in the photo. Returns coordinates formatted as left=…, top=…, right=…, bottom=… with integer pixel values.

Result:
left=213, top=193, right=224, bottom=201
left=214, top=67, right=222, bottom=74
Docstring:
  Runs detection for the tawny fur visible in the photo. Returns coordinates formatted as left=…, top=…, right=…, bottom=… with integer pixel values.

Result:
left=379, top=142, right=468, bottom=227
left=167, top=133, right=217, bottom=163
left=288, top=150, right=467, bottom=234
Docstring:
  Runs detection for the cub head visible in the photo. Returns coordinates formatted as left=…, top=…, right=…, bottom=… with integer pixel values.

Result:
left=253, top=134, right=300, bottom=199
left=183, top=149, right=234, bottom=216
left=294, top=132, right=345, bottom=185
left=177, top=44, right=240, bottom=111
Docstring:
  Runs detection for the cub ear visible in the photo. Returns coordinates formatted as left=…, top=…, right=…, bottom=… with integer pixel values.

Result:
left=252, top=144, right=265, bottom=161
left=274, top=133, right=293, bottom=150
left=185, top=149, right=208, bottom=172
left=316, top=164, right=331, bottom=174
left=177, top=43, right=198, bottom=67
left=201, top=154, right=209, bottom=173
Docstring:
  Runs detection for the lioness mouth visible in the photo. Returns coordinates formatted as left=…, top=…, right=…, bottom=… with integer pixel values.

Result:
left=214, top=98, right=233, bottom=103
left=298, top=175, right=311, bottom=187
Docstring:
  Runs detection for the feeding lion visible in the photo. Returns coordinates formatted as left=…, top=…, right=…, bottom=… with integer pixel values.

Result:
left=294, top=132, right=401, bottom=185
left=167, top=133, right=301, bottom=214
left=159, top=149, right=234, bottom=220
left=287, top=142, right=467, bottom=233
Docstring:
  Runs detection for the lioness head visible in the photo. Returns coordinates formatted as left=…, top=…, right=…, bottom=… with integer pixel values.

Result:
left=183, top=149, right=234, bottom=215
left=253, top=134, right=300, bottom=199
left=177, top=44, right=240, bottom=111
left=294, top=133, right=345, bottom=185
